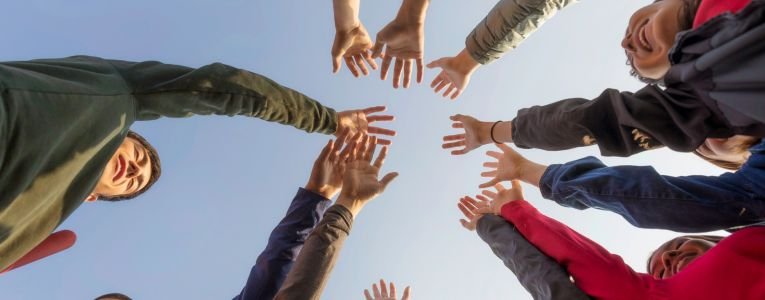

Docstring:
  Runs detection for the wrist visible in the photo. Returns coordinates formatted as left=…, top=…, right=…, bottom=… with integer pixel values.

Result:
left=335, top=195, right=365, bottom=218
left=304, top=183, right=340, bottom=200
left=454, top=49, right=481, bottom=74
left=519, top=160, right=547, bottom=187
left=477, top=121, right=494, bottom=145
left=396, top=0, right=429, bottom=23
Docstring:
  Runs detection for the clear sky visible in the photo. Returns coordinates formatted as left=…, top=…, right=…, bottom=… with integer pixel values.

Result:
left=0, top=0, right=729, bottom=299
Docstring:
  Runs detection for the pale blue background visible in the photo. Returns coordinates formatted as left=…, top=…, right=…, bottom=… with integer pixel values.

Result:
left=0, top=0, right=727, bottom=299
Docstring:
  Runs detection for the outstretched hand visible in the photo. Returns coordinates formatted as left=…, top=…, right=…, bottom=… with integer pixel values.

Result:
left=372, top=19, right=425, bottom=88
left=479, top=144, right=533, bottom=188
left=364, top=279, right=411, bottom=300
left=457, top=195, right=490, bottom=231
left=442, top=114, right=491, bottom=155
left=427, top=49, right=480, bottom=100
left=337, top=106, right=396, bottom=145
left=305, top=130, right=354, bottom=199
left=332, top=23, right=378, bottom=77
left=473, top=180, right=525, bottom=216
left=336, top=135, right=399, bottom=217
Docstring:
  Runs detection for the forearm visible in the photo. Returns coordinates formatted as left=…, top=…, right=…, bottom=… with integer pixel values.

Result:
left=108, top=59, right=338, bottom=134
left=274, top=205, right=354, bottom=300
left=237, top=188, right=331, bottom=300
left=466, top=0, right=577, bottom=64
left=333, top=0, right=361, bottom=31
left=394, top=0, right=429, bottom=24
left=540, top=156, right=765, bottom=232
left=500, top=200, right=650, bottom=299
left=476, top=216, right=591, bottom=300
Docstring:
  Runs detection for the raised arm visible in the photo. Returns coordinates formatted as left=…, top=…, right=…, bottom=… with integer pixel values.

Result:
left=476, top=215, right=591, bottom=300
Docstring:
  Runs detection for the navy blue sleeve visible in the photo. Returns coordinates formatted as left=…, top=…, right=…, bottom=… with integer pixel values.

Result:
left=539, top=141, right=765, bottom=232
left=233, top=188, right=332, bottom=300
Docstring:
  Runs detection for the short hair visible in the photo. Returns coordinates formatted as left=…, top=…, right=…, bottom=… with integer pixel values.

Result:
left=95, top=293, right=132, bottom=300
left=625, top=0, right=702, bottom=84
left=646, top=234, right=725, bottom=273
left=692, top=137, right=760, bottom=171
left=99, top=130, right=162, bottom=202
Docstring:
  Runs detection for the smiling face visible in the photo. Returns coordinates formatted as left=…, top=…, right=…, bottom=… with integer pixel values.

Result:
left=88, top=136, right=153, bottom=201
left=622, top=0, right=685, bottom=80
left=648, top=236, right=718, bottom=279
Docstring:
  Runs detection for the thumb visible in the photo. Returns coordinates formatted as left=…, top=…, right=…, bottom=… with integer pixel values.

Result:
left=379, top=172, right=399, bottom=189
left=478, top=177, right=500, bottom=189
left=449, top=114, right=464, bottom=121
left=371, top=31, right=388, bottom=58
left=459, top=219, right=475, bottom=231
left=426, top=57, right=448, bottom=69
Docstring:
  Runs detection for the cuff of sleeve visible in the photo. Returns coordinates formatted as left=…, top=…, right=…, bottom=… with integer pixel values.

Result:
left=297, top=187, right=332, bottom=202
left=476, top=214, right=507, bottom=240
left=325, top=204, right=355, bottom=233
left=465, top=32, right=493, bottom=65
left=500, top=200, right=535, bottom=224
left=539, top=164, right=562, bottom=200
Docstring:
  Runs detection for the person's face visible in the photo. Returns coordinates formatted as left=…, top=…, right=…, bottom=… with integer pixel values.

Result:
left=622, top=0, right=685, bottom=79
left=87, top=136, right=153, bottom=201
left=648, top=237, right=716, bottom=279
left=696, top=135, right=757, bottom=164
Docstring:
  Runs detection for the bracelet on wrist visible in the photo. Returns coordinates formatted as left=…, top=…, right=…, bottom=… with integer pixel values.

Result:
left=490, top=121, right=502, bottom=144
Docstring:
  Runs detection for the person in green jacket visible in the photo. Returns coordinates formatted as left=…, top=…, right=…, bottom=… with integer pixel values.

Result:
left=0, top=55, right=395, bottom=270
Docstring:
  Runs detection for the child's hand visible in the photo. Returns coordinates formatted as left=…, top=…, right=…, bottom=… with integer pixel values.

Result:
left=479, top=144, right=547, bottom=188
left=474, top=181, right=525, bottom=215
left=458, top=195, right=490, bottom=231
left=427, top=49, right=480, bottom=100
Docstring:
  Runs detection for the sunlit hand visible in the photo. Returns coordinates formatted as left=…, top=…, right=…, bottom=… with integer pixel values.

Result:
left=372, top=19, right=425, bottom=88
left=457, top=195, right=490, bottom=231
left=479, top=143, right=532, bottom=188
left=364, top=279, right=411, bottom=300
left=305, top=129, right=354, bottom=199
left=442, top=114, right=491, bottom=155
left=427, top=49, right=480, bottom=100
left=332, top=23, right=378, bottom=77
left=336, top=106, right=396, bottom=145
left=473, top=181, right=525, bottom=216
left=336, top=135, right=399, bottom=217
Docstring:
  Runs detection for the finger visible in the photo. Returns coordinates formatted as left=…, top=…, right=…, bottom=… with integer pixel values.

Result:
left=363, top=51, right=378, bottom=70
left=511, top=179, right=522, bottom=190
left=376, top=138, right=392, bottom=146
left=368, top=126, right=397, bottom=136
left=364, top=289, right=373, bottom=300
left=380, top=55, right=393, bottom=80
left=373, top=283, right=381, bottom=298
left=458, top=202, right=474, bottom=219
left=494, top=183, right=506, bottom=192
left=362, top=106, right=387, bottom=114
left=483, top=162, right=498, bottom=168
left=390, top=282, right=397, bottom=298
left=479, top=178, right=501, bottom=189
left=480, top=170, right=498, bottom=177
left=474, top=206, right=494, bottom=214
left=443, top=85, right=456, bottom=98
left=486, top=151, right=503, bottom=159
left=443, top=134, right=465, bottom=142
left=380, top=279, right=388, bottom=298
left=449, top=114, right=465, bottom=122
left=332, top=54, right=342, bottom=74
left=367, top=115, right=395, bottom=122
left=365, top=136, right=377, bottom=162
left=475, top=194, right=490, bottom=202
left=497, top=143, right=514, bottom=152
left=450, top=89, right=463, bottom=100
left=373, top=146, right=388, bottom=168
left=451, top=122, right=464, bottom=129
left=345, top=56, right=360, bottom=77
left=379, top=172, right=399, bottom=189
left=460, top=218, right=474, bottom=230
left=348, top=140, right=359, bottom=162
left=338, top=140, right=354, bottom=161
left=416, top=58, right=424, bottom=83
left=392, top=58, right=403, bottom=88
left=434, top=80, right=448, bottom=93
left=442, top=141, right=466, bottom=149
left=354, top=55, right=369, bottom=76
left=430, top=74, right=443, bottom=88
left=402, top=286, right=411, bottom=300
left=481, top=189, right=498, bottom=199
left=451, top=149, right=468, bottom=155
left=372, top=36, right=385, bottom=58
left=403, top=59, right=412, bottom=88
left=462, top=196, right=479, bottom=208
left=318, top=139, right=333, bottom=161
left=358, top=135, right=370, bottom=160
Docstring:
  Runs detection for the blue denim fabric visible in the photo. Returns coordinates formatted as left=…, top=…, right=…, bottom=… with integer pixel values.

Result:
left=233, top=188, right=331, bottom=300
left=540, top=140, right=765, bottom=232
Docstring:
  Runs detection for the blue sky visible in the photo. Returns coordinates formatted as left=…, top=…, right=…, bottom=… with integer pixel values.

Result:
left=0, top=0, right=729, bottom=299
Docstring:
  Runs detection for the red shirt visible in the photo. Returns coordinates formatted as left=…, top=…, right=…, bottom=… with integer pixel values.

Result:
left=501, top=200, right=765, bottom=300
left=694, top=0, right=751, bottom=28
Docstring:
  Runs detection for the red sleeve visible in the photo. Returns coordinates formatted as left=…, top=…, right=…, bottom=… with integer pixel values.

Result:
left=0, top=230, right=76, bottom=274
left=693, top=0, right=751, bottom=28
left=500, top=200, right=658, bottom=300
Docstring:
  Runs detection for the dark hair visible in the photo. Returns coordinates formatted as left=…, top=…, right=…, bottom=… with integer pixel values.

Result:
left=95, top=293, right=132, bottom=300
left=646, top=234, right=725, bottom=273
left=692, top=137, right=759, bottom=171
left=625, top=0, right=703, bottom=84
left=99, top=130, right=162, bottom=202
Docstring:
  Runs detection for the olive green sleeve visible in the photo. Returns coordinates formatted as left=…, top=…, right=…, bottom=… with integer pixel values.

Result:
left=466, top=0, right=577, bottom=64
left=107, top=59, right=338, bottom=134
